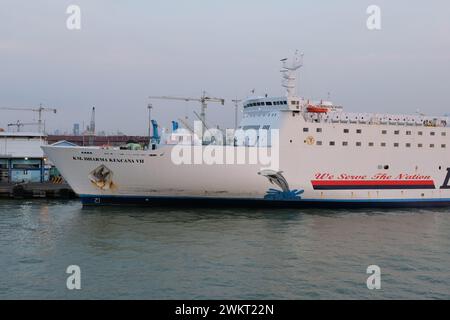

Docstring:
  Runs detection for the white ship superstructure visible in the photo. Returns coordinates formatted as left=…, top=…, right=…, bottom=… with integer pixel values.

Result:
left=43, top=53, right=450, bottom=207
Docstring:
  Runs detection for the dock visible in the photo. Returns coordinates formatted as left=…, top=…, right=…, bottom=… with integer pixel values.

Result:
left=0, top=182, right=76, bottom=199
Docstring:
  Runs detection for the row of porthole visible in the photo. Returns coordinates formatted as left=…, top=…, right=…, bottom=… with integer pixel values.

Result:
left=304, top=140, right=446, bottom=148
left=303, top=127, right=447, bottom=136
left=244, top=113, right=278, bottom=117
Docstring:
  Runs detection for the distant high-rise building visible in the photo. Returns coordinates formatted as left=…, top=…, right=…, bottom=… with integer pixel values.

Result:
left=73, top=123, right=80, bottom=136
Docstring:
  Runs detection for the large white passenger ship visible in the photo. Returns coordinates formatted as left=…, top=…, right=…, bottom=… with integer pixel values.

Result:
left=43, top=54, right=450, bottom=207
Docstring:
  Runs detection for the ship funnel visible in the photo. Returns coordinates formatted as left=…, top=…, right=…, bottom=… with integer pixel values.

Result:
left=172, top=120, right=179, bottom=132
left=151, top=119, right=160, bottom=144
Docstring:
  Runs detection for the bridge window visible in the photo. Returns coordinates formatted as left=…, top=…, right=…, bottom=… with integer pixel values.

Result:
left=356, top=142, right=362, bottom=146
left=442, top=144, right=446, bottom=148
left=342, top=141, right=348, bottom=146
left=343, top=129, right=349, bottom=133
left=430, top=144, right=435, bottom=148
left=406, top=143, right=411, bottom=148
left=368, top=142, right=374, bottom=147
left=356, top=129, right=362, bottom=134
left=394, top=143, right=399, bottom=147
left=303, top=128, right=309, bottom=132
left=382, top=130, right=387, bottom=134
left=418, top=131, right=423, bottom=136
left=266, top=102, right=273, bottom=106
left=431, top=132, right=435, bottom=136
left=329, top=141, right=335, bottom=146
left=316, top=141, right=322, bottom=146
left=316, top=128, right=322, bottom=133
left=381, top=142, right=386, bottom=147
left=442, top=132, right=446, bottom=136
left=418, top=143, right=423, bottom=148
left=394, top=130, right=400, bottom=135
left=406, top=131, right=412, bottom=135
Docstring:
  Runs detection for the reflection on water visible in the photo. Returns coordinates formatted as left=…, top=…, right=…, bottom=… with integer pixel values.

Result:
left=0, top=199, right=449, bottom=299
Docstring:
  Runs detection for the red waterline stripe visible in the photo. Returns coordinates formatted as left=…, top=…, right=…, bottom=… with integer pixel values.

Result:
left=311, top=180, right=435, bottom=186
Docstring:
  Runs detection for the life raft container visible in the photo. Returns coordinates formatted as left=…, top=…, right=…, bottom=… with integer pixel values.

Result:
left=306, top=105, right=328, bottom=113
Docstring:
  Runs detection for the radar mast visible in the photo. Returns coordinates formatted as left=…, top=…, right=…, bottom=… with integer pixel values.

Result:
left=280, top=50, right=303, bottom=97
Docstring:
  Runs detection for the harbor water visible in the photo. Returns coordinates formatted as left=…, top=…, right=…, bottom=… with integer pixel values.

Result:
left=0, top=199, right=449, bottom=299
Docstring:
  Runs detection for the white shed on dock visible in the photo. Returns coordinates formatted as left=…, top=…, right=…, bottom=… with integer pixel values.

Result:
left=0, top=132, right=48, bottom=183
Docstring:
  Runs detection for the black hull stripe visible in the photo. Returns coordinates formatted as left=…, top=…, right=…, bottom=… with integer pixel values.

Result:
left=79, top=195, right=450, bottom=209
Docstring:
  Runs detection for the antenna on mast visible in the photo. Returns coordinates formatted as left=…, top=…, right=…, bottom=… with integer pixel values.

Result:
left=281, top=50, right=304, bottom=97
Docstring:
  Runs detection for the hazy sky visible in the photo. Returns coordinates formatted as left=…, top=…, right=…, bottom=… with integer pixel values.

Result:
left=1, top=0, right=449, bottom=135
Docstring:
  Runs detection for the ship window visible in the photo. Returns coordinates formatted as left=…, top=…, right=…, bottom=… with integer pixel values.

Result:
left=384, top=165, right=389, bottom=170
left=441, top=144, right=446, bottom=148
left=441, top=132, right=446, bottom=136
left=343, top=129, right=349, bottom=133
left=382, top=130, right=387, bottom=134
left=418, top=143, right=423, bottom=148
left=431, top=132, right=435, bottom=136
left=418, top=131, right=423, bottom=135
left=430, top=144, right=435, bottom=148
left=381, top=142, right=386, bottom=147
left=406, top=131, right=412, bottom=135
left=406, top=143, right=411, bottom=148
left=368, top=142, right=374, bottom=147
left=356, top=129, right=362, bottom=134
left=266, top=102, right=273, bottom=106
left=342, top=141, right=348, bottom=146
left=303, top=128, right=309, bottom=132
left=356, top=142, right=362, bottom=146
left=316, top=141, right=322, bottom=146
left=329, top=141, right=335, bottom=146
left=394, top=143, right=399, bottom=147
left=394, top=130, right=400, bottom=135
left=316, top=128, right=322, bottom=133
left=291, top=101, right=296, bottom=105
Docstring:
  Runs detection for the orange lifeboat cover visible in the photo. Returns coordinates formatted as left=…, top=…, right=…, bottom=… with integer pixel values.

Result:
left=307, top=105, right=328, bottom=113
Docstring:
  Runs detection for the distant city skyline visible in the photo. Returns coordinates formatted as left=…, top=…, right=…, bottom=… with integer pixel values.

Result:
left=1, top=0, right=449, bottom=135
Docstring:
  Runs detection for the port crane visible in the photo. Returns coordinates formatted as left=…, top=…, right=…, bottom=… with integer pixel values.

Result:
left=7, top=120, right=40, bottom=132
left=148, top=92, right=225, bottom=136
left=0, top=104, right=57, bottom=133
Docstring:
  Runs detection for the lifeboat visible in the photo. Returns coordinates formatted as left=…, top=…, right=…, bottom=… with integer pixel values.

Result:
left=306, top=105, right=328, bottom=113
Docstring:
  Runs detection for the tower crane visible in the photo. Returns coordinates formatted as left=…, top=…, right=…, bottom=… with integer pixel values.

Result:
left=148, top=91, right=225, bottom=136
left=0, top=104, right=57, bottom=133
left=7, top=120, right=40, bottom=132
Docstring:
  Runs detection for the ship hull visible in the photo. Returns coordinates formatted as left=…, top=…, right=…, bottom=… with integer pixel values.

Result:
left=42, top=116, right=450, bottom=210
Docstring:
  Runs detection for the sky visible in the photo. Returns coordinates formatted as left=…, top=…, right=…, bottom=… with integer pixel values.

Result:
left=0, top=0, right=449, bottom=135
